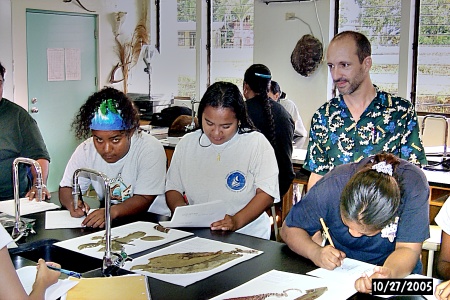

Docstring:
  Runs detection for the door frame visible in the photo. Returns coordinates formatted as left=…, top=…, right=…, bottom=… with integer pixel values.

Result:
left=11, top=2, right=100, bottom=109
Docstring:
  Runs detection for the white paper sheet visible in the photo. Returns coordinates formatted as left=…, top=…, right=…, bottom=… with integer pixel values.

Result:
left=17, top=266, right=79, bottom=300
left=159, top=200, right=228, bottom=228
left=64, top=48, right=81, bottom=81
left=0, top=198, right=60, bottom=216
left=210, top=269, right=352, bottom=300
left=45, top=210, right=96, bottom=229
left=47, top=48, right=65, bottom=81
left=54, top=221, right=193, bottom=259
left=307, top=258, right=376, bottom=297
left=123, top=237, right=263, bottom=287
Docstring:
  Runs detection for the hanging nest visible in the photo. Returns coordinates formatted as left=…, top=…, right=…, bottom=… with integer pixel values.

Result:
left=290, top=34, right=323, bottom=77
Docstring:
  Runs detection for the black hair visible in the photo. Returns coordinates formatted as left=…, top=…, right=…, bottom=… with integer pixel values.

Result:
left=197, top=81, right=256, bottom=138
left=269, top=80, right=281, bottom=97
left=340, top=153, right=401, bottom=232
left=332, top=31, right=371, bottom=64
left=244, top=64, right=277, bottom=147
left=72, top=86, right=140, bottom=140
left=0, top=62, right=5, bottom=79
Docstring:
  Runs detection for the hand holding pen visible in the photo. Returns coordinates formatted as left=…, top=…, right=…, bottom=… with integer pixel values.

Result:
left=35, top=259, right=62, bottom=288
left=77, top=193, right=89, bottom=217
left=70, top=192, right=90, bottom=218
left=317, top=218, right=346, bottom=270
left=47, top=265, right=82, bottom=279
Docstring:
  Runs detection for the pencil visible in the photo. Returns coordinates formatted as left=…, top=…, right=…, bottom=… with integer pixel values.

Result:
left=77, top=189, right=88, bottom=217
left=320, top=217, right=335, bottom=248
left=47, top=265, right=82, bottom=278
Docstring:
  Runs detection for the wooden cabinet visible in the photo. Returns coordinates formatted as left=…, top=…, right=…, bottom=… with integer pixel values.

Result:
left=429, top=185, right=450, bottom=225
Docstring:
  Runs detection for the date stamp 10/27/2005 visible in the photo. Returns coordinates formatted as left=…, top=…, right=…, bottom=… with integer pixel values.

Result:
left=372, top=278, right=434, bottom=296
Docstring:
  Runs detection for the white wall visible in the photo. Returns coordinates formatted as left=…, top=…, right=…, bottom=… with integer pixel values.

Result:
left=9, top=0, right=149, bottom=109
left=254, top=0, right=333, bottom=133
left=4, top=0, right=332, bottom=132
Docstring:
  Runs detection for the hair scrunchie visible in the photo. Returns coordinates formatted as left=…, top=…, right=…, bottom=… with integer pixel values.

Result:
left=371, top=161, right=393, bottom=176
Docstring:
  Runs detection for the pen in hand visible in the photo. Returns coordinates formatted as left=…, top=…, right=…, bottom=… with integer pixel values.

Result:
left=47, top=265, right=82, bottom=278
left=77, top=190, right=88, bottom=217
left=320, top=217, right=335, bottom=247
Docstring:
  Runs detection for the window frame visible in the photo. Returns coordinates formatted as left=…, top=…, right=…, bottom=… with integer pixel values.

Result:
left=334, top=0, right=449, bottom=117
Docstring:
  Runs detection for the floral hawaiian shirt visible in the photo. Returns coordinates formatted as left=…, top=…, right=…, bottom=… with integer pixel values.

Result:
left=304, top=86, right=427, bottom=176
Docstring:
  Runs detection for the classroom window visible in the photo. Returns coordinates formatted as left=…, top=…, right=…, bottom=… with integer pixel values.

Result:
left=337, top=0, right=450, bottom=115
left=151, top=0, right=253, bottom=99
left=211, top=0, right=254, bottom=90
left=416, top=0, right=450, bottom=114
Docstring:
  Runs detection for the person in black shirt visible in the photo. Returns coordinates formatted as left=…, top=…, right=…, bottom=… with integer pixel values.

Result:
left=243, top=64, right=295, bottom=198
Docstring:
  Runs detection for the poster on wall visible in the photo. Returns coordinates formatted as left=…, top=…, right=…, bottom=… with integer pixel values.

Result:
left=47, top=48, right=65, bottom=81
left=65, top=48, right=81, bottom=81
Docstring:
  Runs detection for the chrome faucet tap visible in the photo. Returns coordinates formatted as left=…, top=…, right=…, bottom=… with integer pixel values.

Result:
left=12, top=157, right=43, bottom=241
left=72, top=168, right=130, bottom=275
left=185, top=97, right=199, bottom=132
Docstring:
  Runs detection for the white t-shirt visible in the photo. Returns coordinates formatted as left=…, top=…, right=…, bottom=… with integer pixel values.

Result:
left=60, top=131, right=169, bottom=215
left=435, top=198, right=450, bottom=234
left=0, top=224, right=13, bottom=249
left=166, top=130, right=280, bottom=239
left=280, top=98, right=307, bottom=137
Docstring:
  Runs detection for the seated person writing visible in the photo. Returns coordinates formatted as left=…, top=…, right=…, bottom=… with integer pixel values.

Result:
left=281, top=153, right=429, bottom=294
left=59, top=87, right=167, bottom=228
left=165, top=81, right=280, bottom=239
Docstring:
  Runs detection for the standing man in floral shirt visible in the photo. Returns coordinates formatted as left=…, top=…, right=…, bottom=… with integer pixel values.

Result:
left=304, top=31, right=427, bottom=190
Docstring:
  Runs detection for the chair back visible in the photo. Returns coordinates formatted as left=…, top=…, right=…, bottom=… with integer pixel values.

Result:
left=421, top=114, right=449, bottom=156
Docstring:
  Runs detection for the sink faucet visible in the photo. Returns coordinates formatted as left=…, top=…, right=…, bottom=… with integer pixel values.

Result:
left=72, top=167, right=130, bottom=275
left=12, top=157, right=43, bottom=241
left=185, top=97, right=199, bottom=132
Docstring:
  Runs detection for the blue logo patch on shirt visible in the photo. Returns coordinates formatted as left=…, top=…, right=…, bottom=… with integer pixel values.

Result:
left=226, top=171, right=246, bottom=191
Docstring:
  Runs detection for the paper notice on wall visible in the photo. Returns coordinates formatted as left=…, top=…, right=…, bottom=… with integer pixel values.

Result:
left=47, top=48, right=65, bottom=81
left=65, top=48, right=81, bottom=81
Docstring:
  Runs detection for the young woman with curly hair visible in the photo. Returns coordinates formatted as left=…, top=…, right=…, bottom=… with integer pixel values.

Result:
left=59, top=86, right=167, bottom=228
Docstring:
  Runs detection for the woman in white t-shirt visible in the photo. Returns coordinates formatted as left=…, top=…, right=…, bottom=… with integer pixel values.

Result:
left=59, top=87, right=167, bottom=228
left=0, top=225, right=60, bottom=299
left=165, top=81, right=280, bottom=239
